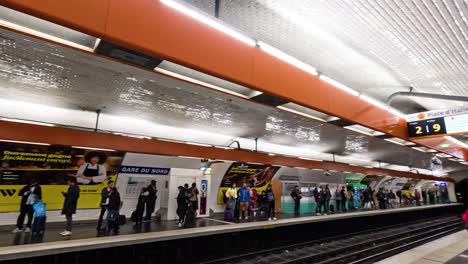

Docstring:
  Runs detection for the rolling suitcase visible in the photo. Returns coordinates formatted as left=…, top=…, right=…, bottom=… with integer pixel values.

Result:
left=224, top=207, right=234, bottom=222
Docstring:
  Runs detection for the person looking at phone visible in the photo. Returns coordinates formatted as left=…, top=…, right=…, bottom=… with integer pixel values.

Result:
left=12, top=179, right=42, bottom=233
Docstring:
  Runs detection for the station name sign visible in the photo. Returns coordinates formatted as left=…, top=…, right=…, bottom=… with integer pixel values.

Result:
left=406, top=107, right=468, bottom=138
left=119, top=165, right=171, bottom=175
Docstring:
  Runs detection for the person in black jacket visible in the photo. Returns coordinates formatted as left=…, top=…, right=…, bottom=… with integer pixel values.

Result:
left=313, top=187, right=320, bottom=215
left=12, top=179, right=42, bottom=233
left=106, top=187, right=121, bottom=232
left=97, top=180, right=114, bottom=231
left=340, top=186, right=347, bottom=212
left=60, top=178, right=80, bottom=236
left=291, top=186, right=302, bottom=216
left=145, top=180, right=157, bottom=222
left=176, top=186, right=187, bottom=227
left=134, top=187, right=148, bottom=227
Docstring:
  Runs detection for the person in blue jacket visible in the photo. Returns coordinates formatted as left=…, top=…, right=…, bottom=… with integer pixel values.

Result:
left=238, top=183, right=251, bottom=220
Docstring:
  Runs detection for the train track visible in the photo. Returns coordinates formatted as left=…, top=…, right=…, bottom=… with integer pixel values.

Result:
left=200, top=216, right=463, bottom=264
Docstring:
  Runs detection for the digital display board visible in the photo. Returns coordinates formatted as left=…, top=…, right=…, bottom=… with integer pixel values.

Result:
left=407, top=117, right=447, bottom=137
left=408, top=112, right=468, bottom=138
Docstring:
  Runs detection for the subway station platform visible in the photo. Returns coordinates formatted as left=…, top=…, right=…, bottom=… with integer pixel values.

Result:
left=0, top=203, right=462, bottom=263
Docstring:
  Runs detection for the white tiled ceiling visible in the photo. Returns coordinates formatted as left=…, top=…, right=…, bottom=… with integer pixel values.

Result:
left=185, top=0, right=468, bottom=113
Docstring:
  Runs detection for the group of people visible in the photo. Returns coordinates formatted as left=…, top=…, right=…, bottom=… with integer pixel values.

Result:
left=175, top=183, right=199, bottom=227
left=224, top=183, right=278, bottom=221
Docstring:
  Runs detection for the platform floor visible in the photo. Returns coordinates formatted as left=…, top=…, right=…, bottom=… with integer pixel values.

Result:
left=376, top=230, right=468, bottom=264
left=0, top=203, right=460, bottom=262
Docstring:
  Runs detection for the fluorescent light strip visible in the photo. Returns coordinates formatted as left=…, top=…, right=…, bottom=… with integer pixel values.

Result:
left=319, top=75, right=359, bottom=96
left=0, top=19, right=94, bottom=52
left=412, top=147, right=427, bottom=152
left=155, top=68, right=249, bottom=99
left=257, top=41, right=318, bottom=76
left=384, top=138, right=406, bottom=146
left=277, top=106, right=326, bottom=122
left=160, top=0, right=255, bottom=46
left=0, top=139, right=50, bottom=146
left=185, top=142, right=213, bottom=147
left=177, top=156, right=203, bottom=159
left=72, top=146, right=116, bottom=152
left=344, top=126, right=374, bottom=137
left=299, top=157, right=323, bottom=162
left=436, top=153, right=452, bottom=158
left=112, top=132, right=151, bottom=139
left=1, top=117, right=55, bottom=127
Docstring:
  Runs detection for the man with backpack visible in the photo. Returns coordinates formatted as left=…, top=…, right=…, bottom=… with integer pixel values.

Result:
left=107, top=187, right=122, bottom=233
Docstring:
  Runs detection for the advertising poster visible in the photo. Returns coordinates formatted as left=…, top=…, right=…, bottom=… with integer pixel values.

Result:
left=401, top=179, right=420, bottom=196
left=345, top=173, right=366, bottom=188
left=217, top=163, right=280, bottom=204
left=359, top=175, right=384, bottom=188
left=0, top=142, right=124, bottom=212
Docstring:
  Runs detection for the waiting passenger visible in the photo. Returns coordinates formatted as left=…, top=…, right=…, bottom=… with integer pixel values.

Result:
left=97, top=180, right=114, bottom=232
left=368, top=187, right=376, bottom=209
left=189, top=182, right=199, bottom=213
left=60, top=178, right=80, bottom=236
left=363, top=188, right=371, bottom=209
left=175, top=186, right=187, bottom=227
left=225, top=183, right=238, bottom=212
left=313, top=187, right=320, bottom=215
left=238, top=183, right=250, bottom=220
left=265, top=185, right=276, bottom=220
left=414, top=189, right=421, bottom=206
left=334, top=187, right=342, bottom=212
left=257, top=190, right=268, bottom=216
left=12, top=179, right=42, bottom=233
left=346, top=187, right=354, bottom=211
left=290, top=185, right=302, bottom=216
left=107, top=187, right=121, bottom=233
left=396, top=189, right=402, bottom=206
left=428, top=190, right=435, bottom=204
left=32, top=199, right=46, bottom=236
left=377, top=189, right=386, bottom=210
left=318, top=186, right=328, bottom=215
left=325, top=185, right=331, bottom=213
left=340, top=186, right=347, bottom=212
left=135, top=187, right=149, bottom=227
left=387, top=189, right=397, bottom=208
left=145, top=180, right=158, bottom=222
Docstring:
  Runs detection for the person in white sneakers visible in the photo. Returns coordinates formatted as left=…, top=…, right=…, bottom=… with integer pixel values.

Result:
left=60, top=178, right=80, bottom=236
left=265, top=185, right=277, bottom=221
left=12, top=179, right=42, bottom=233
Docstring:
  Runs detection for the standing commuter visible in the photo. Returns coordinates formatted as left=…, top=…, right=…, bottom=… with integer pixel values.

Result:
left=225, top=183, right=238, bottom=211
left=421, top=190, right=427, bottom=205
left=335, top=187, right=342, bottom=212
left=325, top=185, right=332, bottom=214
left=396, top=189, right=402, bottom=206
left=265, top=185, right=277, bottom=221
left=97, top=180, right=114, bottom=231
left=313, top=187, right=320, bottom=215
left=175, top=186, right=187, bottom=227
left=12, top=179, right=42, bottom=233
left=318, top=186, right=328, bottom=215
left=106, top=187, right=121, bottom=232
left=368, top=187, right=376, bottom=209
left=340, top=186, right=347, bottom=212
left=238, top=183, right=251, bottom=220
left=377, top=188, right=386, bottom=209
left=189, top=182, right=199, bottom=213
left=135, top=187, right=149, bottom=227
left=32, top=199, right=46, bottom=236
left=346, top=187, right=354, bottom=211
left=414, top=189, right=421, bottom=206
left=363, top=188, right=371, bottom=209
left=387, top=189, right=397, bottom=209
left=291, top=185, right=302, bottom=216
left=428, top=190, right=435, bottom=204
left=60, top=178, right=80, bottom=236
left=145, top=180, right=158, bottom=222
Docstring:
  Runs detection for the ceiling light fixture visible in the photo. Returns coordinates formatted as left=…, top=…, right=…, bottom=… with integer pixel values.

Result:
left=257, top=41, right=318, bottom=76
left=72, top=146, right=116, bottom=151
left=112, top=132, right=152, bottom=139
left=185, top=142, right=213, bottom=147
left=319, top=75, right=359, bottom=96
left=155, top=68, right=249, bottom=99
left=343, top=125, right=374, bottom=137
left=384, top=138, right=405, bottom=146
left=0, top=139, right=50, bottom=146
left=412, top=147, right=427, bottom=153
left=276, top=106, right=326, bottom=122
left=0, top=117, right=55, bottom=127
left=177, top=155, right=203, bottom=159
left=160, top=0, right=256, bottom=46
left=299, top=157, right=323, bottom=161
left=0, top=19, right=94, bottom=52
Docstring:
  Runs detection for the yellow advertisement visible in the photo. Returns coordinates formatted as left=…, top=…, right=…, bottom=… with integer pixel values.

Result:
left=0, top=142, right=124, bottom=212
